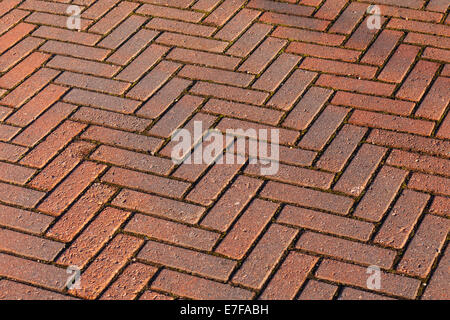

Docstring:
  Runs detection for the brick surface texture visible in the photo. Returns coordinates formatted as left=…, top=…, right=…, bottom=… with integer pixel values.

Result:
left=0, top=0, right=448, bottom=300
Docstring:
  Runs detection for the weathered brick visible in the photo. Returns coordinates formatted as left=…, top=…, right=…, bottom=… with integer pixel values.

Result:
left=125, top=213, right=220, bottom=251
left=215, top=199, right=278, bottom=258
left=138, top=240, right=236, bottom=281
left=397, top=214, right=449, bottom=278
left=279, top=205, right=374, bottom=241
left=232, top=224, right=298, bottom=289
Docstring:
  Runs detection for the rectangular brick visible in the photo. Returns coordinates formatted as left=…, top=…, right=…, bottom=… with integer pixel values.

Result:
left=147, top=17, right=215, bottom=37
left=91, top=145, right=172, bottom=175
left=137, top=4, right=203, bottom=22
left=282, top=86, right=332, bottom=129
left=40, top=40, right=110, bottom=60
left=267, top=69, right=317, bottom=111
left=422, top=246, right=450, bottom=300
left=353, top=166, right=408, bottom=221
left=328, top=2, right=366, bottom=34
left=252, top=53, right=300, bottom=92
left=179, top=65, right=253, bottom=87
left=112, top=189, right=205, bottom=224
left=152, top=269, right=254, bottom=300
left=167, top=47, right=240, bottom=70
left=126, top=214, right=220, bottom=251
left=259, top=12, right=329, bottom=31
left=126, top=60, right=181, bottom=100
left=272, top=26, right=345, bottom=46
left=334, top=144, right=387, bottom=196
left=47, top=55, right=119, bottom=77
left=367, top=129, right=450, bottom=158
left=6, top=84, right=68, bottom=126
left=57, top=73, right=130, bottom=96
left=186, top=162, right=243, bottom=205
left=0, top=182, right=45, bottom=208
left=287, top=42, right=360, bottom=62
left=316, top=124, right=367, bottom=172
left=37, top=161, right=106, bottom=215
left=0, top=161, right=35, bottom=184
left=46, top=183, right=116, bottom=242
left=415, top=77, right=450, bottom=120
left=201, top=175, right=263, bottom=231
left=332, top=91, right=415, bottom=116
left=387, top=149, right=450, bottom=177
left=191, top=81, right=268, bottom=105
left=0, top=228, right=63, bottom=261
left=374, top=190, right=430, bottom=249
left=298, top=105, right=349, bottom=151
left=246, top=162, right=334, bottom=189
left=378, top=44, right=420, bottom=83
left=70, top=234, right=143, bottom=299
left=115, top=44, right=169, bottom=83
left=297, top=280, right=338, bottom=300
left=107, top=29, right=158, bottom=65
left=260, top=252, right=318, bottom=300
left=203, top=0, right=246, bottom=26
left=232, top=224, right=297, bottom=289
left=0, top=280, right=72, bottom=300
left=297, top=231, right=396, bottom=268
left=81, top=125, right=162, bottom=153
left=13, top=102, right=77, bottom=147
left=138, top=240, right=236, bottom=281
left=279, top=205, right=374, bottom=241
left=20, top=120, right=86, bottom=168
left=316, top=259, right=421, bottom=299
left=239, top=37, right=286, bottom=74
left=148, top=95, right=203, bottom=138
left=261, top=181, right=354, bottom=215
left=0, top=204, right=53, bottom=234
left=88, top=1, right=138, bottom=34
left=71, top=107, right=151, bottom=132
left=215, top=199, right=278, bottom=259
left=396, top=60, right=439, bottom=101
left=32, top=26, right=100, bottom=46
left=349, top=110, right=434, bottom=136
left=248, top=0, right=314, bottom=16
left=57, top=207, right=130, bottom=268
left=100, top=263, right=157, bottom=300
left=0, top=253, right=68, bottom=290
left=397, top=214, right=449, bottom=278
left=156, top=32, right=227, bottom=53
left=202, top=99, right=283, bottom=125
left=300, top=57, right=377, bottom=79
left=214, top=8, right=260, bottom=41
left=0, top=142, right=27, bottom=162
left=226, top=23, right=272, bottom=57
left=361, top=30, right=403, bottom=65
left=102, top=167, right=190, bottom=198
left=137, top=77, right=192, bottom=119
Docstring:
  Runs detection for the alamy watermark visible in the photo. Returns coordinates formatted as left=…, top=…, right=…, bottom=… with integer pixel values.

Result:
left=367, top=5, right=382, bottom=30
left=66, top=265, right=81, bottom=290
left=66, top=5, right=81, bottom=31
left=171, top=121, right=280, bottom=176
left=366, top=265, right=381, bottom=290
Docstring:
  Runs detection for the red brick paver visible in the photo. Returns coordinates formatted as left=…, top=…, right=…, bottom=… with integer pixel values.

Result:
left=0, top=0, right=448, bottom=300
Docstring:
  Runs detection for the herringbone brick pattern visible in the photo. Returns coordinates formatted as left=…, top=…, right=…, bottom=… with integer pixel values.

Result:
left=0, top=0, right=449, bottom=300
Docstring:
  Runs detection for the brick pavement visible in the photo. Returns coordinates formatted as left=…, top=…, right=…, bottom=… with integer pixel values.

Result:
left=0, top=0, right=449, bottom=300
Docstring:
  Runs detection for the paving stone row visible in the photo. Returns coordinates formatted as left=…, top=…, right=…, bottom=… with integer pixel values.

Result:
left=0, top=0, right=448, bottom=300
